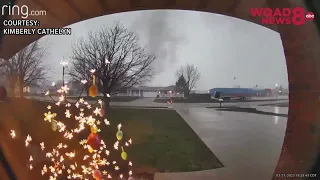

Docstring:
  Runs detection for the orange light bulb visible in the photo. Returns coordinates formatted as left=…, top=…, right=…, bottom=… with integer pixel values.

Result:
left=89, top=75, right=98, bottom=97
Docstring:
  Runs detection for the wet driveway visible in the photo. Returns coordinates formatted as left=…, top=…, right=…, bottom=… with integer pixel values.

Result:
left=159, top=104, right=288, bottom=180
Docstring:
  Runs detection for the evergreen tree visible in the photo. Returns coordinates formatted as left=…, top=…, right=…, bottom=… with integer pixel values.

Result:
left=175, top=75, right=187, bottom=93
left=279, top=85, right=283, bottom=92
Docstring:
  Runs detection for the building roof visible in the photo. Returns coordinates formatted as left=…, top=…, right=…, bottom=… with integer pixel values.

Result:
left=138, top=86, right=164, bottom=91
left=128, top=85, right=176, bottom=91
left=159, top=85, right=176, bottom=91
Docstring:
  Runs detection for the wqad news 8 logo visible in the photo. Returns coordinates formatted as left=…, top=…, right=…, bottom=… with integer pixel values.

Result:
left=251, top=7, right=315, bottom=25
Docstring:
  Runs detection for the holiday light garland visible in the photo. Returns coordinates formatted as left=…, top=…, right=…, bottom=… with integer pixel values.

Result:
left=9, top=64, right=134, bottom=180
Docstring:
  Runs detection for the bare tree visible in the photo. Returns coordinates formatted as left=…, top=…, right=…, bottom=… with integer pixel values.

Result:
left=69, top=23, right=155, bottom=111
left=0, top=58, right=18, bottom=97
left=176, top=64, right=201, bottom=97
left=68, top=56, right=91, bottom=96
left=0, top=40, right=50, bottom=97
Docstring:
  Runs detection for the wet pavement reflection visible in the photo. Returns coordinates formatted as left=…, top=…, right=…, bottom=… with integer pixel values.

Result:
left=167, top=103, right=287, bottom=180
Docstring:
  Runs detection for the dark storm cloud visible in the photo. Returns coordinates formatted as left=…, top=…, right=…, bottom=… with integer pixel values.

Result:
left=131, top=11, right=184, bottom=73
left=41, top=10, right=288, bottom=90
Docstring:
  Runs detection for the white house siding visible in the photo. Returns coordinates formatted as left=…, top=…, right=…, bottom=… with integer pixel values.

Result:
left=158, top=91, right=184, bottom=98
left=143, top=91, right=157, bottom=97
left=132, top=90, right=141, bottom=97
left=116, top=92, right=129, bottom=96
left=115, top=89, right=142, bottom=97
left=113, top=87, right=184, bottom=98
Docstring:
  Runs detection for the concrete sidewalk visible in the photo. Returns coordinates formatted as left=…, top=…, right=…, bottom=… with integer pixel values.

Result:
left=254, top=106, right=288, bottom=115
left=155, top=105, right=286, bottom=180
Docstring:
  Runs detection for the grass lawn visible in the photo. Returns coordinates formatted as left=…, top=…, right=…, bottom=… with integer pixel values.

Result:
left=106, top=108, right=223, bottom=172
left=0, top=98, right=223, bottom=179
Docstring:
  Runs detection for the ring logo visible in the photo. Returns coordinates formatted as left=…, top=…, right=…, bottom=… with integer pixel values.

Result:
left=1, top=2, right=46, bottom=19
left=250, top=7, right=314, bottom=25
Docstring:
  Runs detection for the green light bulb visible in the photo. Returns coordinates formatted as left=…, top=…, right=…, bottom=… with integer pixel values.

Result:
left=116, top=130, right=123, bottom=141
left=121, top=147, right=127, bottom=160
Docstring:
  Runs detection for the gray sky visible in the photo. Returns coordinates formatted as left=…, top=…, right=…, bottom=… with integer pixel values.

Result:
left=40, top=10, right=288, bottom=91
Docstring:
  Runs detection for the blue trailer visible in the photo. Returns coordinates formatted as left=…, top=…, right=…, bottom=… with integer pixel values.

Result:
left=209, top=88, right=272, bottom=100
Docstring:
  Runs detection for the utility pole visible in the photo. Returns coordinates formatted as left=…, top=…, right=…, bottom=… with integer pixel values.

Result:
left=60, top=59, right=68, bottom=99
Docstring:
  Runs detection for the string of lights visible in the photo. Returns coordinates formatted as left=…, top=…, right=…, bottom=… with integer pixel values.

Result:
left=9, top=62, right=134, bottom=180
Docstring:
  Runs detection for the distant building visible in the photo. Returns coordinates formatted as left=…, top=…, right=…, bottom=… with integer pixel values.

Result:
left=22, top=83, right=43, bottom=94
left=51, top=83, right=185, bottom=98
left=0, top=77, right=46, bottom=95
left=68, top=81, right=84, bottom=95
left=190, top=90, right=209, bottom=94
left=46, top=80, right=84, bottom=96
left=115, top=85, right=184, bottom=98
